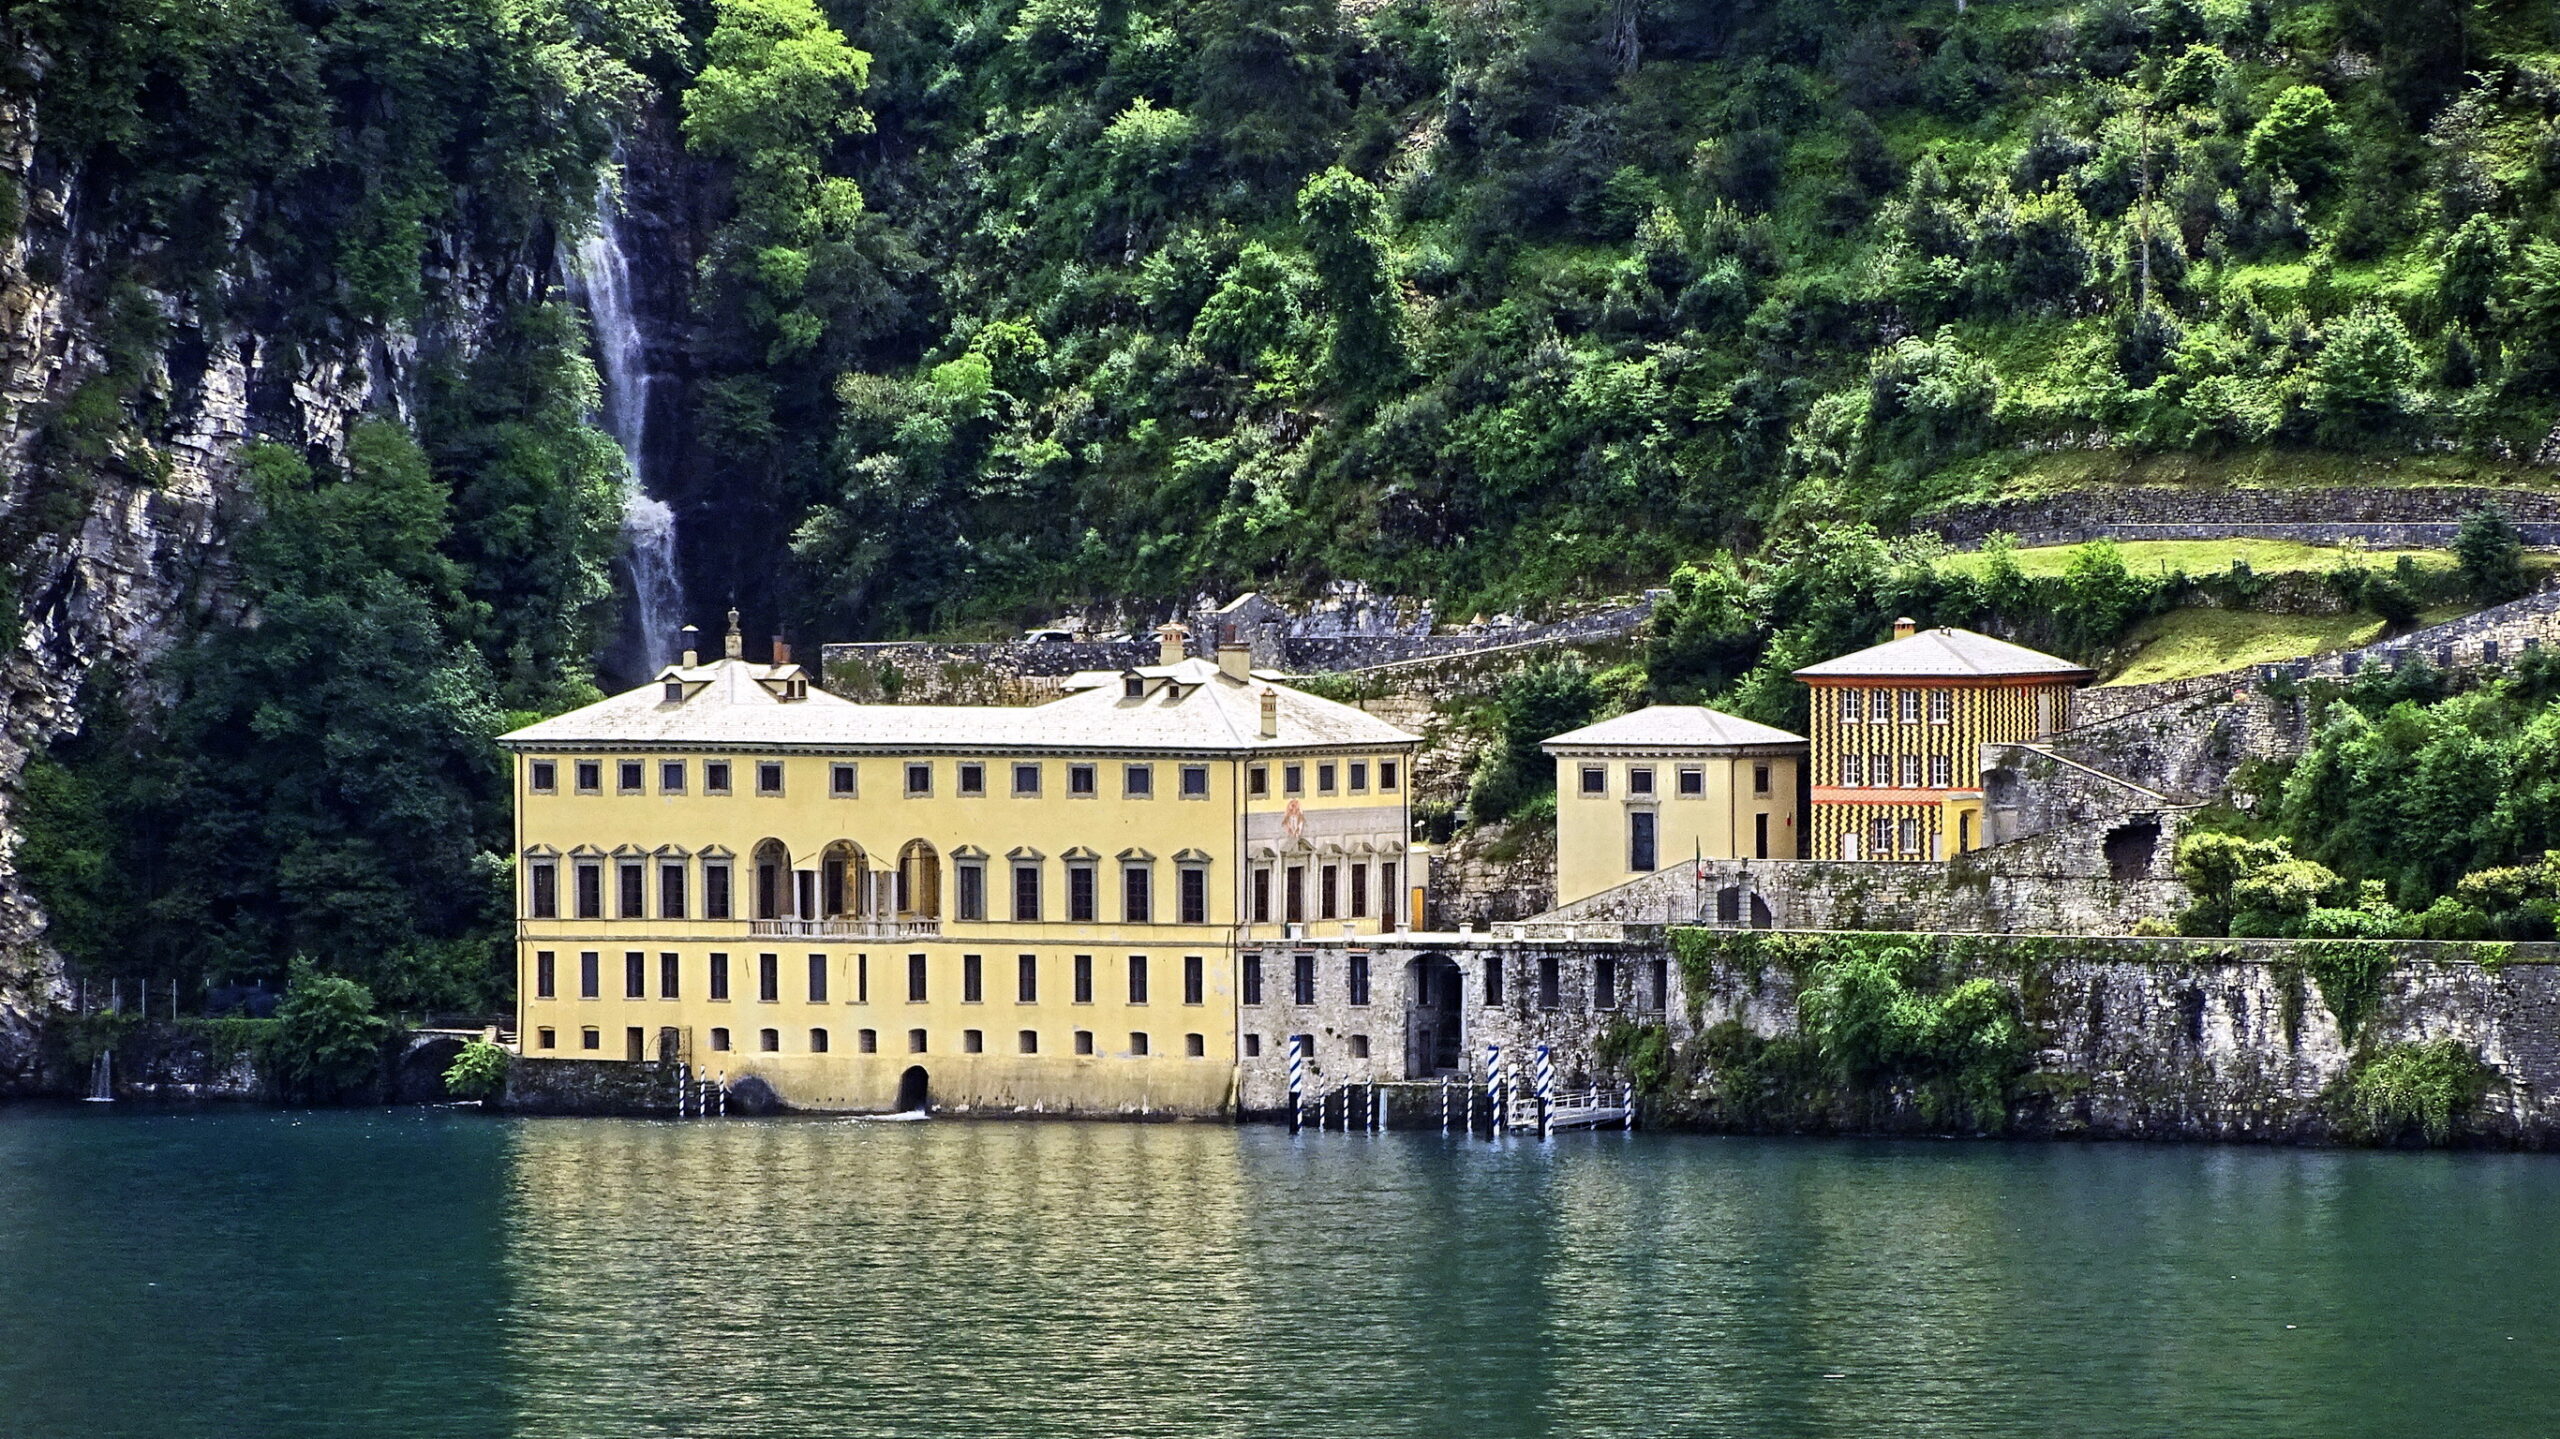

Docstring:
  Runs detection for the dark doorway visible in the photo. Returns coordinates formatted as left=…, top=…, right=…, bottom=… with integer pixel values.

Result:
left=1404, top=954, right=1463, bottom=1077
left=625, top=1027, right=645, bottom=1062
left=895, top=1065, right=929, bottom=1113
left=657, top=1027, right=682, bottom=1064
left=2104, top=820, right=2162, bottom=881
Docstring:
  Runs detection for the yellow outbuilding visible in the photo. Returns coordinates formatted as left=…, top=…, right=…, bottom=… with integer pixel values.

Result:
left=502, top=618, right=1422, bottom=1115
left=1542, top=705, right=1807, bottom=907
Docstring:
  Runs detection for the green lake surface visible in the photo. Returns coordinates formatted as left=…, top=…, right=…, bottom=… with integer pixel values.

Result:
left=1, top=1107, right=2554, bottom=1438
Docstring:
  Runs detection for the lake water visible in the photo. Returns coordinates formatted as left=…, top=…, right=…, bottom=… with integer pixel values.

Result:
left=1, top=1108, right=2554, bottom=1438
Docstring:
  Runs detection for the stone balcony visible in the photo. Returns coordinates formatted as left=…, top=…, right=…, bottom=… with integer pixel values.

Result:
left=748, top=917, right=941, bottom=940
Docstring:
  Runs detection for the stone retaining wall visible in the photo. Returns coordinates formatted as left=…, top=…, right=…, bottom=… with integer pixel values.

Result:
left=1926, top=485, right=2560, bottom=548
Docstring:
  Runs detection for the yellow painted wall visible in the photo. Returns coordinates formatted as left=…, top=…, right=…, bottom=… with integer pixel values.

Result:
left=1803, top=679, right=2072, bottom=861
left=1549, top=750, right=1801, bottom=906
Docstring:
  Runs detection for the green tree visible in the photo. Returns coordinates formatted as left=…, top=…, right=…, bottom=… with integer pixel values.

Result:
left=2456, top=506, right=2528, bottom=603
left=1296, top=167, right=1406, bottom=392
left=442, top=1039, right=512, bottom=1102
left=1466, top=661, right=1608, bottom=822
left=2306, top=305, right=2421, bottom=443
left=1645, top=556, right=1760, bottom=698
left=269, top=959, right=389, bottom=1102
left=2246, top=86, right=2345, bottom=191
left=2437, top=213, right=2508, bottom=329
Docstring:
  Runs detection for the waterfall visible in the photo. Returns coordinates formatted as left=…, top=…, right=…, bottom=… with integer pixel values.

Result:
left=85, top=1051, right=113, bottom=1103
left=570, top=168, right=689, bottom=675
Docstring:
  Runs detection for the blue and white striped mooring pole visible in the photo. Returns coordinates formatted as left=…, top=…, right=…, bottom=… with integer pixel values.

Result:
left=1288, top=1034, right=1306, bottom=1134
left=1484, top=1042, right=1503, bottom=1139
left=1535, top=1044, right=1554, bottom=1140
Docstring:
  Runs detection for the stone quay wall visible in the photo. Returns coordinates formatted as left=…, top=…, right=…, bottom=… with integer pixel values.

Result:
left=1925, top=485, right=2560, bottom=549
left=1234, top=931, right=2560, bottom=1146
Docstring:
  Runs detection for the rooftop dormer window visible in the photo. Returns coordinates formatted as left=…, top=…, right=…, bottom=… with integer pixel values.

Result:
left=1123, top=673, right=1145, bottom=699
left=663, top=680, right=684, bottom=703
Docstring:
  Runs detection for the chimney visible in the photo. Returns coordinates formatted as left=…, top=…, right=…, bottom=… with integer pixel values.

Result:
left=679, top=625, right=700, bottom=669
left=1218, top=642, right=1250, bottom=682
left=772, top=635, right=791, bottom=666
left=1155, top=621, right=1189, bottom=667
left=724, top=607, right=744, bottom=660
left=1258, top=687, right=1279, bottom=739
left=1893, top=616, right=1917, bottom=640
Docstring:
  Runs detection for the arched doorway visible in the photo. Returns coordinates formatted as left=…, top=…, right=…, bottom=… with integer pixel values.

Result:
left=752, top=838, right=791, bottom=920
left=1404, top=954, right=1463, bottom=1077
left=821, top=840, right=869, bottom=918
left=896, top=840, right=941, bottom=921
left=895, top=1065, right=929, bottom=1113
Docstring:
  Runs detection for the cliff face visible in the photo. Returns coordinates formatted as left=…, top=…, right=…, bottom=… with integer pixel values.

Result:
left=0, top=85, right=555, bottom=1088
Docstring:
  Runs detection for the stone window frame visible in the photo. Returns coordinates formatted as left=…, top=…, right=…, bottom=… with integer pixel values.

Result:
left=1123, top=763, right=1154, bottom=799
left=1179, top=764, right=1210, bottom=799
left=957, top=761, right=987, bottom=797
left=830, top=762, right=857, bottom=798
left=617, top=759, right=645, bottom=795
left=1316, top=761, right=1338, bottom=795
left=574, top=759, right=603, bottom=795
left=1579, top=764, right=1607, bottom=797
left=1248, top=764, right=1269, bottom=798
left=1627, top=765, right=1655, bottom=797
left=1676, top=766, right=1705, bottom=797
left=704, top=760, right=733, bottom=795
left=1068, top=763, right=1098, bottom=798
left=1283, top=763, right=1305, bottom=796
left=1013, top=762, right=1042, bottom=797
left=529, top=759, right=559, bottom=794
left=661, top=759, right=688, bottom=794
left=1348, top=760, right=1369, bottom=793
left=904, top=761, right=933, bottom=797
left=755, top=760, right=785, bottom=796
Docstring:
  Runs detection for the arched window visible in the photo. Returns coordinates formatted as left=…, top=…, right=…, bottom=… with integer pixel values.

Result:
left=821, top=840, right=868, bottom=918
left=752, top=838, right=792, bottom=920
left=759, top=1028, right=780, bottom=1052
left=897, top=840, right=942, bottom=920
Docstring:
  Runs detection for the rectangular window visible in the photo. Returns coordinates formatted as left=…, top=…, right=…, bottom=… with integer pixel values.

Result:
left=1068, top=864, right=1096, bottom=923
left=1650, top=958, right=1669, bottom=1010
left=1285, top=867, right=1304, bottom=924
left=1901, top=755, right=1923, bottom=788
left=1018, top=1030, right=1038, bottom=1055
left=1628, top=766, right=1655, bottom=797
left=1929, top=689, right=1952, bottom=723
left=530, top=760, right=558, bottom=793
left=1242, top=952, right=1264, bottom=1006
left=1868, top=687, right=1891, bottom=722
left=1068, top=763, right=1096, bottom=797
left=709, top=952, right=730, bottom=1001
left=530, top=861, right=559, bottom=919
left=858, top=1028, right=877, bottom=1053
left=1013, top=763, right=1041, bottom=797
left=1537, top=955, right=1559, bottom=1010
left=1901, top=689, right=1922, bottom=723
left=1872, top=754, right=1891, bottom=786
left=1183, top=954, right=1204, bottom=1006
left=1073, top=954, right=1094, bottom=1004
left=1753, top=763, right=1771, bottom=797
left=1292, top=953, right=1316, bottom=1005
left=909, top=1029, right=927, bottom=1053
left=579, top=951, right=600, bottom=1000
left=1186, top=1033, right=1205, bottom=1058
left=956, top=863, right=986, bottom=922
left=1180, top=764, right=1209, bottom=798
left=905, top=762, right=931, bottom=796
left=758, top=953, right=779, bottom=1003
left=1179, top=867, right=1208, bottom=925
left=1123, top=865, right=1152, bottom=923
left=1283, top=763, right=1305, bottom=796
left=1017, top=953, right=1037, bottom=1003
left=708, top=1027, right=729, bottom=1052
left=1250, top=869, right=1271, bottom=924
left=831, top=762, right=857, bottom=797
left=856, top=953, right=869, bottom=1004
left=1380, top=863, right=1397, bottom=928
left=575, top=760, right=602, bottom=794
left=1379, top=761, right=1399, bottom=791
left=659, top=861, right=686, bottom=919
left=582, top=1028, right=600, bottom=1051
left=704, top=862, right=732, bottom=920
left=1349, top=761, right=1369, bottom=792
left=1580, top=765, right=1606, bottom=796
left=1483, top=955, right=1503, bottom=1007
left=1871, top=816, right=1895, bottom=853
left=1349, top=863, right=1368, bottom=918
left=618, top=760, right=644, bottom=794
left=809, top=953, right=829, bottom=1004
left=1348, top=953, right=1370, bottom=1006
left=1899, top=817, right=1922, bottom=853
left=1129, top=1032, right=1150, bottom=1057
left=907, top=953, right=928, bottom=1002
left=756, top=761, right=784, bottom=796
left=575, top=862, right=603, bottom=920
left=963, top=953, right=983, bottom=1004
left=1123, top=763, right=1153, bottom=798
left=1248, top=765, right=1269, bottom=798
left=1677, top=767, right=1704, bottom=797
left=1012, top=863, right=1041, bottom=922
left=957, top=762, right=986, bottom=796
left=1595, top=956, right=1617, bottom=1010
left=1756, top=812, right=1770, bottom=860
left=1074, top=1030, right=1094, bottom=1055
left=962, top=1029, right=983, bottom=1053
left=1317, top=762, right=1337, bottom=794
left=1629, top=811, right=1657, bottom=872
left=618, top=860, right=645, bottom=919
left=1931, top=754, right=1952, bottom=787
left=625, top=951, right=645, bottom=999
left=660, top=760, right=686, bottom=794
left=661, top=952, right=680, bottom=999
left=704, top=760, right=732, bottom=794
left=535, top=951, right=556, bottom=999
left=1841, top=689, right=1862, bottom=723
left=537, top=1027, right=555, bottom=1050
left=1320, top=864, right=1339, bottom=920
left=811, top=1028, right=830, bottom=1053
left=1128, top=955, right=1148, bottom=1005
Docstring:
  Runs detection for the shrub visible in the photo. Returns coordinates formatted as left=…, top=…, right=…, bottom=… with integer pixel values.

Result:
left=2305, top=305, right=2421, bottom=443
left=2342, top=1039, right=2495, bottom=1143
left=2245, top=86, right=2344, bottom=191
left=2455, top=506, right=2527, bottom=603
left=268, top=959, right=388, bottom=1102
left=442, top=1039, right=510, bottom=1102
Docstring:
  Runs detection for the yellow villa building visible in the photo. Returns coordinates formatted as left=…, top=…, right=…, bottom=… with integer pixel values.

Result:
left=1541, top=705, right=1806, bottom=907
left=1794, top=620, right=2092, bottom=862
left=502, top=618, right=1423, bottom=1115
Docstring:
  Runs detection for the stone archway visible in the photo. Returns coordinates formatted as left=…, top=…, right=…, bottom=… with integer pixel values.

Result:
left=1403, top=954, right=1463, bottom=1078
left=896, top=1065, right=930, bottom=1113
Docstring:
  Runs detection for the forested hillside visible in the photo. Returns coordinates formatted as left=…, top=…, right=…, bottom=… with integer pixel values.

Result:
left=9, top=0, right=2560, bottom=1025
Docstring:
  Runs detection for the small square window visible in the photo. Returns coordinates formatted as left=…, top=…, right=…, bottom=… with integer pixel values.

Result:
left=908, top=1028, right=928, bottom=1053
left=1378, top=761, right=1399, bottom=791
left=1130, top=1032, right=1151, bottom=1056
left=1283, top=764, right=1303, bottom=796
left=529, top=760, right=558, bottom=793
left=1349, top=1035, right=1369, bottom=1059
left=1243, top=1033, right=1261, bottom=1057
left=963, top=1028, right=984, bottom=1054
left=581, top=1028, right=601, bottom=1051
left=831, top=762, right=857, bottom=797
left=1317, top=762, right=1337, bottom=794
left=1349, top=761, right=1369, bottom=792
left=1580, top=766, right=1606, bottom=796
left=1628, top=766, right=1654, bottom=796
left=1180, top=764, right=1209, bottom=798
left=704, top=760, right=732, bottom=794
left=756, top=761, right=784, bottom=796
left=536, top=1027, right=556, bottom=1049
left=1185, top=1033, right=1205, bottom=1058
left=660, top=760, right=686, bottom=793
left=958, top=762, right=986, bottom=796
left=575, top=760, right=602, bottom=794
left=618, top=760, right=644, bottom=794
left=858, top=1028, right=877, bottom=1053
left=905, top=762, right=932, bottom=796
left=1753, top=763, right=1771, bottom=796
left=810, top=1028, right=830, bottom=1053
left=1013, top=763, right=1041, bottom=796
left=1074, top=1030, right=1095, bottom=1055
left=1018, top=1030, right=1039, bottom=1054
left=710, top=1027, right=730, bottom=1051
left=1068, top=763, right=1097, bottom=797
left=1677, top=767, right=1704, bottom=796
left=759, top=1027, right=780, bottom=1052
left=1248, top=765, right=1269, bottom=798
left=1124, top=763, right=1153, bottom=798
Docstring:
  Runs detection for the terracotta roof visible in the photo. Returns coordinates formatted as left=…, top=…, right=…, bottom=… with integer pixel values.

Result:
left=500, top=658, right=1418, bottom=753
left=1792, top=627, right=2094, bottom=681
left=1542, top=705, right=1806, bottom=751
